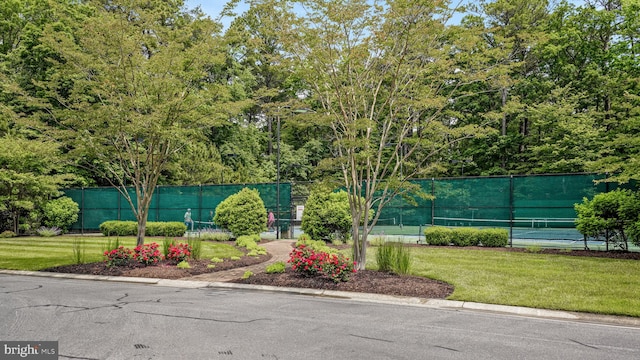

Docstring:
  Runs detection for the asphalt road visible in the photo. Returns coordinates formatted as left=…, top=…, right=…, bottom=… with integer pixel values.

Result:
left=1, top=274, right=639, bottom=360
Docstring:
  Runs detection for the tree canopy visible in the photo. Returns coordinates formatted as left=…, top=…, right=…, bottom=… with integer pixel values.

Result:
left=1, top=0, right=639, bottom=240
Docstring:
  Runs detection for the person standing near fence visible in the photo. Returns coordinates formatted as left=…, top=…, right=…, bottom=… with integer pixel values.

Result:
left=184, top=208, right=193, bottom=231
left=267, top=210, right=275, bottom=231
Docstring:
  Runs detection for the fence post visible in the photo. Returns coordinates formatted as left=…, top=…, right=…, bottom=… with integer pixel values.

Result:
left=509, top=175, right=514, bottom=247
left=81, top=188, right=85, bottom=235
left=431, top=178, right=435, bottom=226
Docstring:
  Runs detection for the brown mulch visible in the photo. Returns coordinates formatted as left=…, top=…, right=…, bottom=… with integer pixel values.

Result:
left=233, top=268, right=455, bottom=299
left=44, top=254, right=271, bottom=280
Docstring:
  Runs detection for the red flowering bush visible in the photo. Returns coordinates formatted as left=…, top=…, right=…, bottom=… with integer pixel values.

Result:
left=104, top=246, right=133, bottom=267
left=133, top=242, right=162, bottom=266
left=166, top=243, right=192, bottom=264
left=288, top=244, right=356, bottom=283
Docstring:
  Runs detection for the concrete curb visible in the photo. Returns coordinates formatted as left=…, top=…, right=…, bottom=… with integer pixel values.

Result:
left=2, top=269, right=639, bottom=327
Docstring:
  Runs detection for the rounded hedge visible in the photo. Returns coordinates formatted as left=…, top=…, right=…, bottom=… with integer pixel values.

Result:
left=213, top=188, right=267, bottom=237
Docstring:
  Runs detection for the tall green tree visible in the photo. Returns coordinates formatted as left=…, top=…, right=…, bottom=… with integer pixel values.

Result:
left=285, top=0, right=500, bottom=269
left=39, top=0, right=238, bottom=245
left=0, top=136, right=72, bottom=233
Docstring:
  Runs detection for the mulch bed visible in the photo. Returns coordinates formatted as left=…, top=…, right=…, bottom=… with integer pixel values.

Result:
left=44, top=254, right=271, bottom=280
left=233, top=268, right=455, bottom=299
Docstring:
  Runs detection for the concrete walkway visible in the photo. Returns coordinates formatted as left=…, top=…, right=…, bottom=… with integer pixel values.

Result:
left=186, top=239, right=296, bottom=282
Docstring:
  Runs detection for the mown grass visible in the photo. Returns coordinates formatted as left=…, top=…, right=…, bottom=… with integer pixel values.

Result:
left=0, top=236, right=243, bottom=271
left=370, top=246, right=640, bottom=317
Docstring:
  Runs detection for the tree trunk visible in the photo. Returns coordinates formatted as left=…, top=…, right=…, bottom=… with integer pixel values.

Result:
left=136, top=216, right=147, bottom=246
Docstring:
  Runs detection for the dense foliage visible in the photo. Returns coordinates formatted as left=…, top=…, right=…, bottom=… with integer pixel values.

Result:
left=301, top=188, right=353, bottom=242
left=214, top=188, right=267, bottom=236
left=2, top=0, right=639, bottom=241
left=575, top=189, right=640, bottom=250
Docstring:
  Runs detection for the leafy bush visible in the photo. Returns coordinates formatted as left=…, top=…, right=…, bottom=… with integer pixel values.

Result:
left=230, top=256, right=241, bottom=261
left=301, top=188, right=354, bottom=241
left=266, top=261, right=286, bottom=274
left=0, top=230, right=16, bottom=238
left=99, top=221, right=186, bottom=237
left=450, top=227, right=480, bottom=247
left=236, top=234, right=261, bottom=249
left=294, top=239, right=337, bottom=254
left=478, top=228, right=509, bottom=247
left=214, top=188, right=267, bottom=237
left=242, top=270, right=253, bottom=279
left=166, top=243, right=192, bottom=264
left=146, top=222, right=187, bottom=237
left=177, top=260, right=191, bottom=269
left=133, top=243, right=162, bottom=266
left=297, top=233, right=312, bottom=241
left=42, top=197, right=79, bottom=232
left=376, top=241, right=412, bottom=275
left=575, top=189, right=640, bottom=249
left=288, top=244, right=355, bottom=283
left=425, top=227, right=507, bottom=247
left=423, top=227, right=452, bottom=246
left=36, top=226, right=62, bottom=237
left=210, top=257, right=224, bottom=263
left=104, top=246, right=133, bottom=267
left=99, top=221, right=137, bottom=236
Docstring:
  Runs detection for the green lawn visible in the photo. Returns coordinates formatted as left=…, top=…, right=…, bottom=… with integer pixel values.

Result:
left=391, top=247, right=640, bottom=317
left=0, top=236, right=242, bottom=271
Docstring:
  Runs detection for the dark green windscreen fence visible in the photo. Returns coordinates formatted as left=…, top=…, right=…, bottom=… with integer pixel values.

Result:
left=373, top=174, right=618, bottom=245
left=64, top=183, right=291, bottom=232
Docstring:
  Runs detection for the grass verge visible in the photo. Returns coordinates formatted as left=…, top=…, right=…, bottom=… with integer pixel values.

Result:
left=0, top=236, right=243, bottom=271
left=404, top=247, right=640, bottom=317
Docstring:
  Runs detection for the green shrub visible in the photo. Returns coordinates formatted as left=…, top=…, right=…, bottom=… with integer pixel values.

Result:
left=575, top=189, right=640, bottom=249
left=104, top=246, right=133, bottom=267
left=210, top=257, right=224, bottom=263
left=42, top=197, right=79, bottom=232
left=0, top=230, right=16, bottom=238
left=297, top=233, right=312, bottom=241
left=301, top=187, right=370, bottom=241
left=99, top=221, right=186, bottom=237
left=99, top=221, right=137, bottom=236
left=266, top=261, right=286, bottom=274
left=376, top=241, right=412, bottom=275
left=236, top=234, right=261, bottom=249
left=478, top=228, right=509, bottom=247
left=423, top=227, right=452, bottom=246
left=525, top=245, right=542, bottom=253
left=450, top=228, right=480, bottom=247
left=230, top=256, right=241, bottom=261
left=146, top=222, right=187, bottom=237
left=177, top=260, right=191, bottom=269
left=242, top=270, right=253, bottom=279
left=295, top=239, right=338, bottom=254
left=214, top=188, right=267, bottom=237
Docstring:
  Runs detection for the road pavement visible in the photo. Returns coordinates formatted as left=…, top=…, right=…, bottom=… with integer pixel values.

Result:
left=2, top=274, right=640, bottom=360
